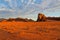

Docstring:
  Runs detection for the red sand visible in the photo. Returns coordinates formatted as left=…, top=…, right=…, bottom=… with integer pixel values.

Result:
left=0, top=21, right=60, bottom=40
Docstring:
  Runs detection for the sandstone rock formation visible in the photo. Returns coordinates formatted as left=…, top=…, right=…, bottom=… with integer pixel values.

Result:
left=6, top=17, right=34, bottom=22
left=37, top=13, right=46, bottom=22
left=7, top=18, right=15, bottom=22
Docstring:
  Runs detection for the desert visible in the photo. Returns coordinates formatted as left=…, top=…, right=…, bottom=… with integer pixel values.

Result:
left=0, top=13, right=60, bottom=40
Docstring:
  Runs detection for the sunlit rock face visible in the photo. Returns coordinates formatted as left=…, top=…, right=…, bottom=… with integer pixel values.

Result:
left=37, top=13, right=46, bottom=22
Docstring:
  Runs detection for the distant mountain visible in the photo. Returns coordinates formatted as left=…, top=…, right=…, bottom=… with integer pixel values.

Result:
left=47, top=17, right=60, bottom=21
left=0, top=18, right=7, bottom=22
left=0, top=17, right=34, bottom=22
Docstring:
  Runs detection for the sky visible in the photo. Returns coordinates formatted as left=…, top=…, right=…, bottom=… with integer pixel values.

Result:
left=0, top=0, right=60, bottom=20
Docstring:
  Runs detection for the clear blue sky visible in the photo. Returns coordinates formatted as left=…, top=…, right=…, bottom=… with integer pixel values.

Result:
left=0, top=0, right=60, bottom=20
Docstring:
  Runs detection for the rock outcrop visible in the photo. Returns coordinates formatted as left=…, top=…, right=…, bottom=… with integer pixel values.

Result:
left=37, top=13, right=46, bottom=22
left=6, top=17, right=34, bottom=22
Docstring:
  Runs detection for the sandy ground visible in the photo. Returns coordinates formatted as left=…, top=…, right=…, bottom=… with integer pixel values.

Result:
left=0, top=21, right=60, bottom=40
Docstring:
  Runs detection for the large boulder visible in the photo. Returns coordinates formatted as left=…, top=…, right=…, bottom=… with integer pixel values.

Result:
left=37, top=13, right=46, bottom=22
